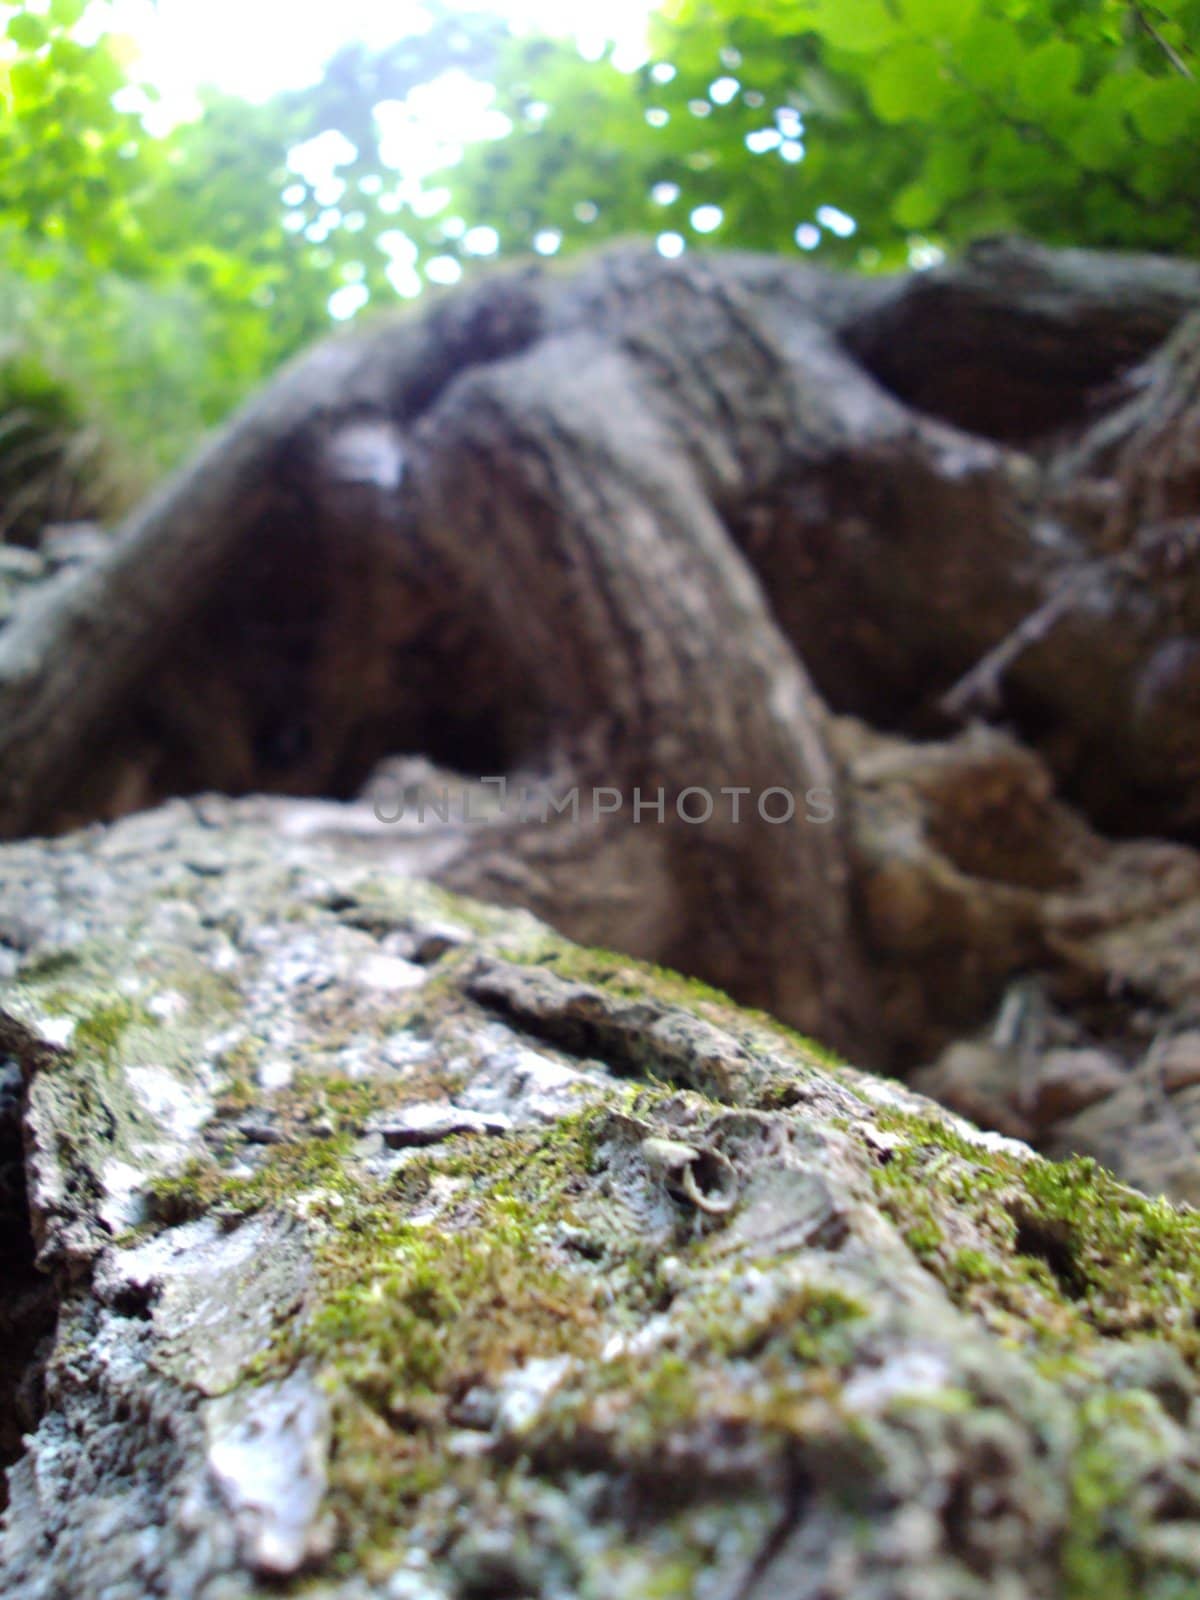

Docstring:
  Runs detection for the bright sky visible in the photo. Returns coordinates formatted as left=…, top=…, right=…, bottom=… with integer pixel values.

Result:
left=77, top=0, right=655, bottom=310
left=93, top=0, right=653, bottom=117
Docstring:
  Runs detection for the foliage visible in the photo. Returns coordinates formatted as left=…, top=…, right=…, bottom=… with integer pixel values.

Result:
left=428, top=0, right=1200, bottom=270
left=0, top=333, right=110, bottom=541
left=0, top=2, right=524, bottom=479
left=1, top=0, right=1198, bottom=501
left=0, top=0, right=340, bottom=474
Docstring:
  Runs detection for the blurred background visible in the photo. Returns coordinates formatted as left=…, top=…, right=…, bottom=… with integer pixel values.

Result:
left=0, top=0, right=1197, bottom=530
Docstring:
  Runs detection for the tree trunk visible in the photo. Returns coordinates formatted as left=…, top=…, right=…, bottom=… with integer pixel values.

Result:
left=4, top=238, right=1200, bottom=1198
left=5, top=797, right=1200, bottom=1599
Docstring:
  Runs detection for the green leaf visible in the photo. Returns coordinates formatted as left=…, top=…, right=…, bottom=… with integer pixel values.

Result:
left=7, top=13, right=49, bottom=50
left=892, top=180, right=941, bottom=228
left=868, top=43, right=949, bottom=122
left=920, top=138, right=976, bottom=202
left=7, top=59, right=47, bottom=109
left=901, top=0, right=979, bottom=40
left=1129, top=77, right=1198, bottom=146
left=49, top=0, right=88, bottom=24
left=808, top=0, right=901, bottom=53
left=980, top=126, right=1034, bottom=186
left=956, top=16, right=1024, bottom=92
left=1068, top=103, right=1129, bottom=170
left=1015, top=39, right=1083, bottom=108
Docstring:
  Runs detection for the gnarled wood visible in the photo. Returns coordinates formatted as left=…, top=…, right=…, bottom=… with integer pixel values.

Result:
left=4, top=238, right=1200, bottom=1173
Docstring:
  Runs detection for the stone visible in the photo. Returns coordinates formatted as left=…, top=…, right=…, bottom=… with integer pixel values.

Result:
left=1028, top=1047, right=1127, bottom=1126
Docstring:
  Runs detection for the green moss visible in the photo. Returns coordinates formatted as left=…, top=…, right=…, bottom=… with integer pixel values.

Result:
left=213, top=1037, right=258, bottom=1085
left=15, top=994, right=148, bottom=1071
left=1062, top=1393, right=1154, bottom=1600
left=303, top=1221, right=599, bottom=1408
left=14, top=947, right=79, bottom=982
left=495, top=936, right=854, bottom=1086
left=634, top=1555, right=705, bottom=1599
left=946, top=1247, right=993, bottom=1288
left=147, top=1133, right=356, bottom=1224
left=214, top=1072, right=257, bottom=1114
left=168, top=964, right=243, bottom=1016
left=142, top=1095, right=617, bottom=1561
left=590, top=1351, right=704, bottom=1451
left=866, top=1110, right=1200, bottom=1361
left=903, top=1219, right=943, bottom=1258
left=287, top=1073, right=383, bottom=1131
left=262, top=1114, right=613, bottom=1554
left=341, top=879, right=508, bottom=941
left=73, top=997, right=155, bottom=1061
left=233, top=1088, right=833, bottom=1570
left=787, top=1288, right=868, bottom=1364
left=513, top=939, right=741, bottom=1012
left=701, top=1283, right=868, bottom=1368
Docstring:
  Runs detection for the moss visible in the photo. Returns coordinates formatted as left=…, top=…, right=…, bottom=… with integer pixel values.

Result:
left=511, top=938, right=740, bottom=1012
left=340, top=878, right=509, bottom=941
left=214, top=1072, right=257, bottom=1114
left=495, top=936, right=854, bottom=1086
left=222, top=1085, right=845, bottom=1571
left=866, top=1110, right=1200, bottom=1362
left=153, top=1102, right=614, bottom=1559
left=73, top=997, right=156, bottom=1062
left=14, top=947, right=79, bottom=983
left=903, top=1219, right=944, bottom=1258
left=303, top=1221, right=599, bottom=1408
left=786, top=1288, right=869, bottom=1365
left=285, top=1121, right=611, bottom=1554
left=582, top=1351, right=705, bottom=1453
left=700, top=1283, right=869, bottom=1369
left=151, top=1060, right=603, bottom=1235
left=11, top=985, right=159, bottom=1072
left=167, top=964, right=243, bottom=1016
left=147, top=1133, right=356, bottom=1225
left=286, top=1073, right=384, bottom=1131
left=213, top=1037, right=258, bottom=1087
left=1062, top=1393, right=1155, bottom=1600
left=634, top=1555, right=706, bottom=1599
left=945, top=1247, right=993, bottom=1290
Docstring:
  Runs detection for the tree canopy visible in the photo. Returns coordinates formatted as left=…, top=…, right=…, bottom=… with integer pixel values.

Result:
left=0, top=0, right=1197, bottom=484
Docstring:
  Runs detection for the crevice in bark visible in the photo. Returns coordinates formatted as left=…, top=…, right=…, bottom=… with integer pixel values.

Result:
left=841, top=235, right=1200, bottom=442
left=0, top=1054, right=57, bottom=1510
left=1008, top=1203, right=1090, bottom=1302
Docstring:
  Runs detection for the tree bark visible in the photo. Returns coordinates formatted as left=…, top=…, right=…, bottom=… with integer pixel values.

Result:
left=4, top=238, right=1200, bottom=1194
left=5, top=798, right=1200, bottom=1598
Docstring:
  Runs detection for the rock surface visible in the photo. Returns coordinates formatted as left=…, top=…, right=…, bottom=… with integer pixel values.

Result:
left=4, top=798, right=1200, bottom=1597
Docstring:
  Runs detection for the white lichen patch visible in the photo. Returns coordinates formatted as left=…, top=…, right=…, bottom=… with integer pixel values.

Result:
left=126, top=1063, right=211, bottom=1140
left=205, top=1369, right=332, bottom=1577
left=842, top=1347, right=954, bottom=1414
left=147, top=989, right=189, bottom=1021
left=493, top=1354, right=576, bottom=1436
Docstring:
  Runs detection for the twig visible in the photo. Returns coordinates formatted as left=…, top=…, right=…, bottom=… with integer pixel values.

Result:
left=939, top=575, right=1091, bottom=720
left=1130, top=1, right=1195, bottom=79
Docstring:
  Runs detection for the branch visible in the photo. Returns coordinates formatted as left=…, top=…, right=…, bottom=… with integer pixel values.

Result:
left=1131, top=1, right=1195, bottom=79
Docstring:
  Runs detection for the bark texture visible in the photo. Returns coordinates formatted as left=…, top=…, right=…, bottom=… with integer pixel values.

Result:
left=4, top=238, right=1200, bottom=1199
left=5, top=799, right=1200, bottom=1599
